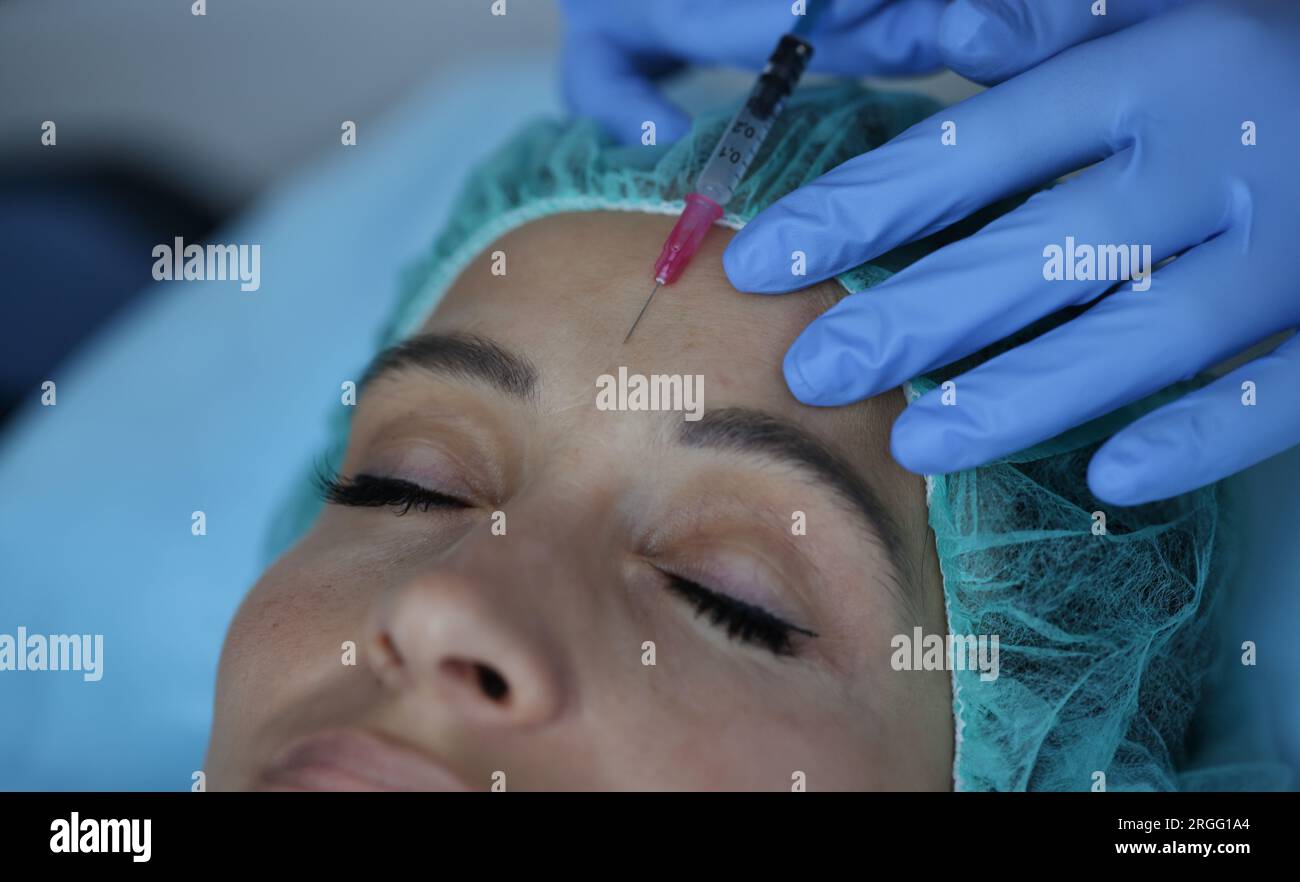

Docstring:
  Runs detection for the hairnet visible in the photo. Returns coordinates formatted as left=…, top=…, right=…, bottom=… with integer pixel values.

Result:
left=268, top=82, right=1288, bottom=791
left=910, top=364, right=1287, bottom=791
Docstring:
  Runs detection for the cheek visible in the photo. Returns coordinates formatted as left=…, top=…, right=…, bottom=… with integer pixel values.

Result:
left=643, top=699, right=881, bottom=790
left=578, top=637, right=882, bottom=789
left=222, top=566, right=310, bottom=674
left=214, top=534, right=368, bottom=717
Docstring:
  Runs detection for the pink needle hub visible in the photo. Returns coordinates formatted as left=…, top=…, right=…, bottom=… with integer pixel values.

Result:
left=653, top=192, right=724, bottom=285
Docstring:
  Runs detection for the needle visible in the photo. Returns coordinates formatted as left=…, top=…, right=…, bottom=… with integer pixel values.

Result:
left=622, top=281, right=661, bottom=344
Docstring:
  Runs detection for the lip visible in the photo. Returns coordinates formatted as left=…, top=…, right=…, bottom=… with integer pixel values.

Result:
left=256, top=729, right=476, bottom=792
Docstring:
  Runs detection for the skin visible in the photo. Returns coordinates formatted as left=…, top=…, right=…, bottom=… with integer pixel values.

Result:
left=206, top=211, right=953, bottom=791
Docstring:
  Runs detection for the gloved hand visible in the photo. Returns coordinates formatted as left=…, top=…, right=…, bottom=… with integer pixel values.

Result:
left=724, top=0, right=1300, bottom=505
left=559, top=0, right=945, bottom=146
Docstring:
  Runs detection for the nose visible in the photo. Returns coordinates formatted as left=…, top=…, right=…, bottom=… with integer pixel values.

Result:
left=365, top=570, right=565, bottom=727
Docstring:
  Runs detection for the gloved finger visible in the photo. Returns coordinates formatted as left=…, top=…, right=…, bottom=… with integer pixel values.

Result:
left=940, top=0, right=1190, bottom=86
left=1088, top=332, right=1300, bottom=505
left=779, top=148, right=1224, bottom=405
left=808, top=0, right=947, bottom=76
left=889, top=234, right=1281, bottom=477
left=724, top=41, right=1118, bottom=293
left=560, top=26, right=690, bottom=146
left=561, top=0, right=945, bottom=144
left=649, top=0, right=921, bottom=71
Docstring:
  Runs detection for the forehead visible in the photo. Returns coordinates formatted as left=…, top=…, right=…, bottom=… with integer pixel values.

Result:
left=423, top=211, right=890, bottom=451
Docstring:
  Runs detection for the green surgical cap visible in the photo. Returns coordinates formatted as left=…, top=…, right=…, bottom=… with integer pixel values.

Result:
left=268, top=81, right=1289, bottom=791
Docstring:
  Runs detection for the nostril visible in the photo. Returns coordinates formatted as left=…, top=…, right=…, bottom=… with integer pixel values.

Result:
left=476, top=664, right=509, bottom=702
left=440, top=658, right=510, bottom=703
left=375, top=631, right=404, bottom=669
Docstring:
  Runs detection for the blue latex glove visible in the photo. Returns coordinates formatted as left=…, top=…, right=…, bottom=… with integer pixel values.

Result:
left=724, top=0, right=1300, bottom=505
left=560, top=0, right=945, bottom=145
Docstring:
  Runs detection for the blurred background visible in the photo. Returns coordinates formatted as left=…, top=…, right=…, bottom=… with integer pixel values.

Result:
left=1, top=0, right=558, bottom=424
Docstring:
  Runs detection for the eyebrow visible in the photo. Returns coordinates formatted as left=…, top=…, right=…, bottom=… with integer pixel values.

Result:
left=678, top=407, right=913, bottom=600
left=361, top=332, right=538, bottom=401
left=361, top=334, right=913, bottom=603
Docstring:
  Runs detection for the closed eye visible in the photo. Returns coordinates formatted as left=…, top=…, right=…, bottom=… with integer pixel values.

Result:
left=317, top=471, right=471, bottom=514
left=318, top=471, right=816, bottom=658
left=661, top=573, right=817, bottom=658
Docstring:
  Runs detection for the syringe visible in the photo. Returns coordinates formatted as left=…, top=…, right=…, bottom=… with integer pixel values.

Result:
left=623, top=23, right=817, bottom=343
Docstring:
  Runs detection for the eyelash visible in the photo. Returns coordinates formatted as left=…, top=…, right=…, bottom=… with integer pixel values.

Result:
left=318, top=472, right=470, bottom=514
left=663, top=574, right=816, bottom=658
left=317, top=470, right=812, bottom=658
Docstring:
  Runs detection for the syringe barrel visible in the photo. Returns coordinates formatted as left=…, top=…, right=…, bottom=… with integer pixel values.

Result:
left=694, top=34, right=814, bottom=205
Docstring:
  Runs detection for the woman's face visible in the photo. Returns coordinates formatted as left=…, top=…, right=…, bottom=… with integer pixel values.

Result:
left=206, top=212, right=952, bottom=791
